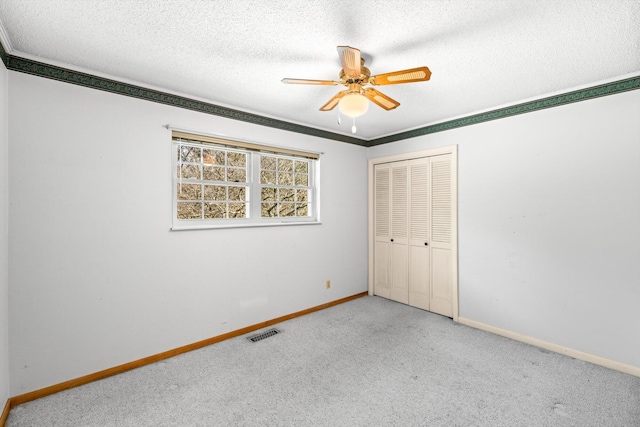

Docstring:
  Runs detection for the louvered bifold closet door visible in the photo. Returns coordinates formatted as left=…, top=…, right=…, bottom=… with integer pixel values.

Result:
left=389, top=161, right=410, bottom=304
left=373, top=164, right=391, bottom=299
left=429, top=154, right=454, bottom=317
left=408, top=158, right=430, bottom=310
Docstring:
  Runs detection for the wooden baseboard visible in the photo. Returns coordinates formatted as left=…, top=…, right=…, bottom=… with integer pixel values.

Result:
left=0, top=398, right=10, bottom=427
left=458, top=316, right=640, bottom=378
left=8, top=291, right=368, bottom=411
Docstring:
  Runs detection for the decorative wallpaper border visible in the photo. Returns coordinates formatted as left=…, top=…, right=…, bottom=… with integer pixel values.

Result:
left=0, top=51, right=367, bottom=147
left=368, top=76, right=640, bottom=146
left=1, top=42, right=638, bottom=147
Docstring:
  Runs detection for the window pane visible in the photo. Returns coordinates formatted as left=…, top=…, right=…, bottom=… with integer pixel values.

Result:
left=227, top=167, right=246, bottom=183
left=179, top=164, right=201, bottom=179
left=204, top=202, right=226, bottom=218
left=279, top=188, right=294, bottom=202
left=228, top=203, right=247, bottom=218
left=260, top=156, right=276, bottom=171
left=261, top=203, right=277, bottom=217
left=294, top=161, right=308, bottom=173
left=177, top=183, right=201, bottom=201
left=179, top=146, right=201, bottom=163
left=277, top=158, right=293, bottom=172
left=177, top=202, right=202, bottom=219
left=260, top=171, right=276, bottom=184
left=278, top=172, right=293, bottom=186
left=261, top=187, right=277, bottom=201
left=295, top=174, right=308, bottom=187
left=279, top=203, right=295, bottom=217
left=204, top=185, right=226, bottom=201
left=228, top=152, right=246, bottom=167
left=174, top=140, right=318, bottom=226
left=228, top=186, right=246, bottom=201
left=203, top=165, right=225, bottom=181
left=296, top=189, right=308, bottom=202
left=296, top=204, right=309, bottom=217
left=202, top=149, right=225, bottom=165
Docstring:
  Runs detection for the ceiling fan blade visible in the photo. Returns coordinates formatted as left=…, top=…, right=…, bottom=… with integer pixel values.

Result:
left=363, top=88, right=400, bottom=110
left=370, top=66, right=432, bottom=85
left=281, top=78, right=339, bottom=85
left=320, top=91, right=348, bottom=111
left=337, top=46, right=361, bottom=77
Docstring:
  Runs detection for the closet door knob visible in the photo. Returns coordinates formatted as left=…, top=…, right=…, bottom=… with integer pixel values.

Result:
left=425, top=242, right=428, bottom=246
left=391, top=239, right=394, bottom=242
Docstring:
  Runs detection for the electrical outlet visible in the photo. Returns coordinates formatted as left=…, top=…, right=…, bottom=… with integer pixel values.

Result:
left=326, top=280, right=331, bottom=289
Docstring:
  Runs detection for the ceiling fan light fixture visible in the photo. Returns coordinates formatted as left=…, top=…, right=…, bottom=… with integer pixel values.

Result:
left=338, top=93, right=369, bottom=118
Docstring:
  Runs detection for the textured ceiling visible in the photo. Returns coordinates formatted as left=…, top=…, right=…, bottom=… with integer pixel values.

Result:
left=0, top=1, right=639, bottom=140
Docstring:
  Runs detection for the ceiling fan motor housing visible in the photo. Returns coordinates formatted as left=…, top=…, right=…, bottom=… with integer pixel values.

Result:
left=339, top=61, right=371, bottom=88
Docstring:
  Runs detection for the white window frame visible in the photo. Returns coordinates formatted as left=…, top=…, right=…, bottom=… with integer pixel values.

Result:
left=171, top=130, right=321, bottom=230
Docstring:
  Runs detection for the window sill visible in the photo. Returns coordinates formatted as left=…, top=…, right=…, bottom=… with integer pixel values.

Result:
left=171, top=220, right=322, bottom=231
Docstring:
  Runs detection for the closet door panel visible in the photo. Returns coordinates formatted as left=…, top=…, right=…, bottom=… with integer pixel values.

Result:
left=373, top=164, right=391, bottom=298
left=429, top=154, right=453, bottom=317
left=390, top=162, right=409, bottom=303
left=408, top=158, right=430, bottom=310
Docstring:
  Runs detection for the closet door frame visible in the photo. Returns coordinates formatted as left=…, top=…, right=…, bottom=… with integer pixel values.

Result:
left=368, top=145, right=459, bottom=321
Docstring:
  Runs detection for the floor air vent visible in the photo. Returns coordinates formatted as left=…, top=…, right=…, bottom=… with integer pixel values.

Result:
left=247, top=328, right=281, bottom=342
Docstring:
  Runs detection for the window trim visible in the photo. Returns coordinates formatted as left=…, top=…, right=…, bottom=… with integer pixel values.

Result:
left=170, top=130, right=321, bottom=230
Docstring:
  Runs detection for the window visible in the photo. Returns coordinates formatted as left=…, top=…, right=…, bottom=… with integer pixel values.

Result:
left=172, top=131, right=319, bottom=229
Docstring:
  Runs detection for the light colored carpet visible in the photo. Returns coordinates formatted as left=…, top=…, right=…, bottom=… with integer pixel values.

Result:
left=7, top=296, right=640, bottom=426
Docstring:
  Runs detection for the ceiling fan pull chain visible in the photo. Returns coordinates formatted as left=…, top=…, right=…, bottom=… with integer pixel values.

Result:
left=351, top=117, right=357, bottom=134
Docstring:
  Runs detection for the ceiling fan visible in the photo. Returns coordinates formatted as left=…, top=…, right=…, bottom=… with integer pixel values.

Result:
left=282, top=46, right=431, bottom=133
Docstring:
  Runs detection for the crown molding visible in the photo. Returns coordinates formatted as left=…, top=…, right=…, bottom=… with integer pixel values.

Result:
left=0, top=16, right=13, bottom=66
left=2, top=51, right=639, bottom=148
left=0, top=37, right=8, bottom=67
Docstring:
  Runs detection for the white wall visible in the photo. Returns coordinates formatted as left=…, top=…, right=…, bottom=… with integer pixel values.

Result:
left=368, top=90, right=640, bottom=368
left=7, top=72, right=368, bottom=395
left=6, top=68, right=639, bottom=398
left=0, top=61, right=9, bottom=406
